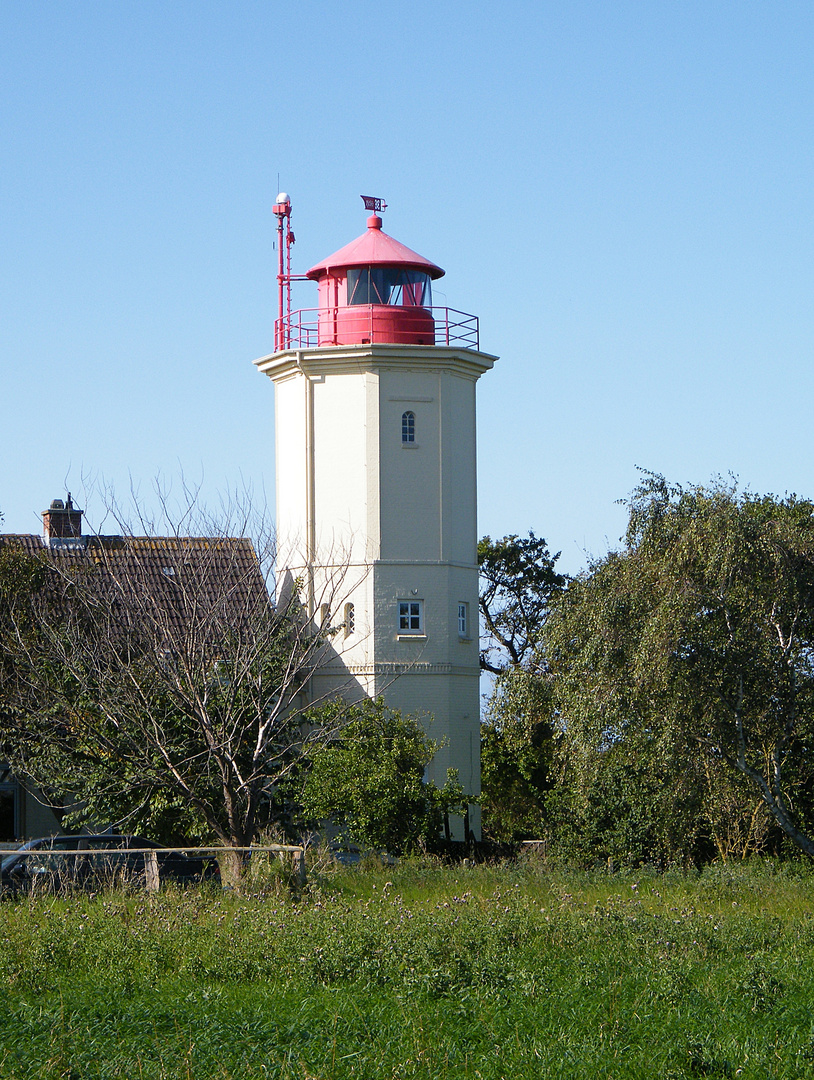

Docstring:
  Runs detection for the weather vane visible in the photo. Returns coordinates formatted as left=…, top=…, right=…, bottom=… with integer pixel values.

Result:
left=361, top=195, right=387, bottom=213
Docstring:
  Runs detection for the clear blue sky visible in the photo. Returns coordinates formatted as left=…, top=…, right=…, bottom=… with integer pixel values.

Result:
left=2, top=1, right=814, bottom=573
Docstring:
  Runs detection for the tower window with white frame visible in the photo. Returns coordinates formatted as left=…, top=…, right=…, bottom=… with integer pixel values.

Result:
left=402, top=411, right=415, bottom=444
left=344, top=602, right=355, bottom=637
left=398, top=600, right=423, bottom=633
left=458, top=602, right=469, bottom=638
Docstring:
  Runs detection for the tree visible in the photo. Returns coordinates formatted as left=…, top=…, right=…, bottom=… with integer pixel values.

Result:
left=545, top=473, right=814, bottom=861
left=0, top=490, right=355, bottom=879
left=477, top=533, right=565, bottom=842
left=300, top=699, right=466, bottom=853
left=0, top=539, right=71, bottom=825
left=478, top=532, right=565, bottom=675
left=480, top=669, right=556, bottom=842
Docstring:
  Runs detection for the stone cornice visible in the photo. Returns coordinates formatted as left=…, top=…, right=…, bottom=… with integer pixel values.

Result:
left=254, top=343, right=498, bottom=383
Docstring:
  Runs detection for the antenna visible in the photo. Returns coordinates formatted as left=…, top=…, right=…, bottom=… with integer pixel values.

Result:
left=270, top=189, right=310, bottom=351
left=272, top=191, right=293, bottom=350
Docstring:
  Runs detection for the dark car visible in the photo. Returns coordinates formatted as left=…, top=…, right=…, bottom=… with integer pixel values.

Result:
left=0, top=834, right=220, bottom=895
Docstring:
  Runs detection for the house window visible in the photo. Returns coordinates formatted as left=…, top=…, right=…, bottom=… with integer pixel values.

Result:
left=458, top=602, right=468, bottom=638
left=344, top=602, right=355, bottom=637
left=398, top=600, right=423, bottom=633
left=402, top=411, right=415, bottom=444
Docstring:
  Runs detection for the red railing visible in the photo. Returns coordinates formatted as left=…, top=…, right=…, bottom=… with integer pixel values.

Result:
left=274, top=306, right=480, bottom=351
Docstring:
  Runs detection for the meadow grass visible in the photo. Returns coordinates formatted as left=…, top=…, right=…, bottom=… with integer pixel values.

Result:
left=1, top=857, right=814, bottom=1078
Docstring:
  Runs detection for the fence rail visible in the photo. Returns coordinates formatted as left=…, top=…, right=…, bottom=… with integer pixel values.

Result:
left=1, top=844, right=306, bottom=890
left=275, top=306, right=480, bottom=351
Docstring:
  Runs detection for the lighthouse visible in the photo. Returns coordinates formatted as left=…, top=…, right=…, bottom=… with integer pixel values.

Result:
left=254, top=196, right=496, bottom=838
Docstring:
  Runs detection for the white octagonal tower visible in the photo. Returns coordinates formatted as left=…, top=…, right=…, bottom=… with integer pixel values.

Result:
left=254, top=198, right=496, bottom=838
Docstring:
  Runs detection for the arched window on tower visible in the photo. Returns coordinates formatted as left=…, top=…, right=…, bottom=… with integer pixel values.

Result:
left=344, top=602, right=355, bottom=637
left=402, top=411, right=415, bottom=444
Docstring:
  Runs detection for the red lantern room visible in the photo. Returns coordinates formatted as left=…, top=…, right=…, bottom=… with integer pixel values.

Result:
left=305, top=212, right=444, bottom=347
left=272, top=196, right=479, bottom=352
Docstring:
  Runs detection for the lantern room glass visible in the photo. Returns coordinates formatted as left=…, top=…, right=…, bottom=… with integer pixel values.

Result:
left=347, top=268, right=432, bottom=308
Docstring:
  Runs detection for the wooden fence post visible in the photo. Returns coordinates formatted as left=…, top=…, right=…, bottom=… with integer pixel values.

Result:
left=145, top=851, right=160, bottom=892
left=292, top=848, right=306, bottom=886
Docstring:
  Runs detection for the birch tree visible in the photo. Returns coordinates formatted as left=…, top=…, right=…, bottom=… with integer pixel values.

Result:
left=546, top=473, right=814, bottom=859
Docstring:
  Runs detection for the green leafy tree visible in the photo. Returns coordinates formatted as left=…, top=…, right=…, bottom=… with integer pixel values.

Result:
left=478, top=532, right=565, bottom=675
left=480, top=669, right=555, bottom=842
left=0, top=541, right=49, bottom=750
left=300, top=699, right=464, bottom=853
left=0, top=537, right=86, bottom=829
left=477, top=534, right=565, bottom=842
left=545, top=473, right=814, bottom=862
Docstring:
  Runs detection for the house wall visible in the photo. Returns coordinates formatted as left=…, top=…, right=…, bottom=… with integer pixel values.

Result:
left=0, top=770, right=61, bottom=842
left=20, top=784, right=61, bottom=839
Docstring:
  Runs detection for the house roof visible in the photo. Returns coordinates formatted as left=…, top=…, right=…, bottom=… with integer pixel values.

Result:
left=0, top=533, right=270, bottom=644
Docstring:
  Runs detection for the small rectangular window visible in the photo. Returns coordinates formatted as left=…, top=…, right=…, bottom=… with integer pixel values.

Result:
left=398, top=600, right=423, bottom=633
left=458, top=602, right=468, bottom=638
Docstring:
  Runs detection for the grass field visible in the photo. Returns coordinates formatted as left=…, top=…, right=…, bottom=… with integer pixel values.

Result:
left=2, top=856, right=814, bottom=1078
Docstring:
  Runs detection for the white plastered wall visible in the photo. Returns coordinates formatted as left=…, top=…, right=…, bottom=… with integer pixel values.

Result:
left=256, top=344, right=496, bottom=839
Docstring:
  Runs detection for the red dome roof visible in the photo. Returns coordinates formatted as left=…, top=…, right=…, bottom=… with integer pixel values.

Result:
left=306, top=215, right=445, bottom=281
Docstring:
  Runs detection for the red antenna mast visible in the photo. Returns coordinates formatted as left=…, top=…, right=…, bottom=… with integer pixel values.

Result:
left=273, top=192, right=295, bottom=351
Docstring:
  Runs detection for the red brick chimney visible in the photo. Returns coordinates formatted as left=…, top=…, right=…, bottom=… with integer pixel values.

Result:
left=42, top=494, right=83, bottom=540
